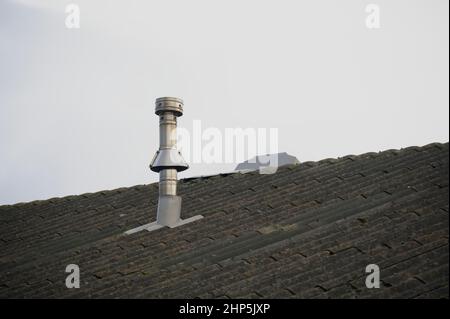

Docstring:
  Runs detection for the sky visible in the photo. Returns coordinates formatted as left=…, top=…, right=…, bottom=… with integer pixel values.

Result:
left=0, top=0, right=448, bottom=205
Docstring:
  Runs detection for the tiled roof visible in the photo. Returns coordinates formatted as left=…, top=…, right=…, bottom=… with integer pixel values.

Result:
left=0, top=143, right=448, bottom=298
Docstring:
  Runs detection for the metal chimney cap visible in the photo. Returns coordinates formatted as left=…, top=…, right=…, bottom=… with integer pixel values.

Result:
left=149, top=149, right=189, bottom=172
left=155, top=97, right=184, bottom=117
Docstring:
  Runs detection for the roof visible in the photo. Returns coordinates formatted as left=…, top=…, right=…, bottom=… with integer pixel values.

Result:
left=0, top=142, right=448, bottom=299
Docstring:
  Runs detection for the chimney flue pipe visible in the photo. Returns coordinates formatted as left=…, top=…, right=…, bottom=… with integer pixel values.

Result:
left=124, top=97, right=203, bottom=234
left=149, top=97, right=201, bottom=228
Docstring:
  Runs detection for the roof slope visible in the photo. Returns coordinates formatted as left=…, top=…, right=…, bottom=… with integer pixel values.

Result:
left=0, top=143, right=448, bottom=299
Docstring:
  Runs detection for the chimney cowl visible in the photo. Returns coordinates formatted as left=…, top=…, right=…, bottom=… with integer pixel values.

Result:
left=150, top=149, right=188, bottom=172
left=155, top=97, right=184, bottom=117
left=150, top=97, right=189, bottom=173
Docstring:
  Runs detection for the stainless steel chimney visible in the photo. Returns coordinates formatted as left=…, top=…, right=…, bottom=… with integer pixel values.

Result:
left=125, top=97, right=203, bottom=235
left=150, top=97, right=189, bottom=226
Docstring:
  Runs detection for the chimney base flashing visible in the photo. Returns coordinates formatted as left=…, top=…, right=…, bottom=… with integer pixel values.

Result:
left=167, top=214, right=204, bottom=228
left=124, top=222, right=164, bottom=235
left=124, top=215, right=203, bottom=235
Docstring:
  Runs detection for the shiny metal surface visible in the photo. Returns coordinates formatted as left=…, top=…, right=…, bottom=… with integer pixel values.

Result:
left=125, top=96, right=203, bottom=234
left=159, top=169, right=177, bottom=196
left=155, top=97, right=184, bottom=117
left=150, top=148, right=189, bottom=172
left=150, top=97, right=188, bottom=173
left=149, top=97, right=189, bottom=227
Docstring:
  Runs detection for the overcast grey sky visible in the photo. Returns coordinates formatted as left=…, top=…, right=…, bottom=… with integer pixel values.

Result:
left=0, top=0, right=448, bottom=205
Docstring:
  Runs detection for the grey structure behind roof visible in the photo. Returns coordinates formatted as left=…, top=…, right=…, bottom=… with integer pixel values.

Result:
left=235, top=152, right=300, bottom=171
left=0, top=143, right=448, bottom=298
